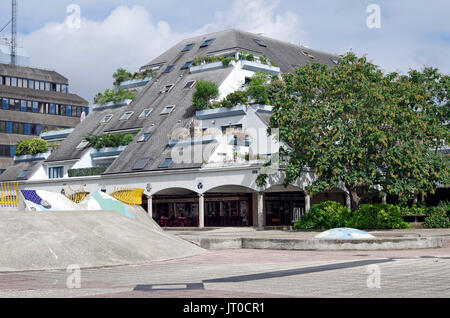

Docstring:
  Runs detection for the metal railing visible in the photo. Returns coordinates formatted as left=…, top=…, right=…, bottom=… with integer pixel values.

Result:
left=0, top=182, right=18, bottom=208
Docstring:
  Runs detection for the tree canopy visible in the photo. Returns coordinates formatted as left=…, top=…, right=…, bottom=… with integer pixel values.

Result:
left=266, top=52, right=449, bottom=209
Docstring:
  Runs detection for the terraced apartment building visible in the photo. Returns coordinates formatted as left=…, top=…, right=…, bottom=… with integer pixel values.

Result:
left=0, top=63, right=89, bottom=175
left=1, top=29, right=352, bottom=228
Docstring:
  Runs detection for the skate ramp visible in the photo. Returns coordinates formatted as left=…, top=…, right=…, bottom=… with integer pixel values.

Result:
left=0, top=210, right=205, bottom=272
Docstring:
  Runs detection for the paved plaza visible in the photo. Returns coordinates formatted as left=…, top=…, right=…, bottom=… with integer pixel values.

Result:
left=1, top=229, right=449, bottom=298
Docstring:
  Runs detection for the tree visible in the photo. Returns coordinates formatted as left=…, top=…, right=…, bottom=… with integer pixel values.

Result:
left=192, top=80, right=219, bottom=110
left=113, top=68, right=133, bottom=87
left=267, top=52, right=449, bottom=210
left=247, top=72, right=270, bottom=105
left=15, top=139, right=48, bottom=156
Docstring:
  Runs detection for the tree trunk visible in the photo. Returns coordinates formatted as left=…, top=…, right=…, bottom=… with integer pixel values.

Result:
left=348, top=187, right=362, bottom=211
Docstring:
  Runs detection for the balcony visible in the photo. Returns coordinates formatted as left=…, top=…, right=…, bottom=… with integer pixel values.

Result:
left=241, top=60, right=281, bottom=76
left=40, top=128, right=74, bottom=142
left=119, top=76, right=152, bottom=90
left=14, top=152, right=51, bottom=163
left=90, top=146, right=127, bottom=165
left=93, top=99, right=133, bottom=110
left=169, top=134, right=221, bottom=148
left=190, top=61, right=234, bottom=74
left=196, top=105, right=247, bottom=120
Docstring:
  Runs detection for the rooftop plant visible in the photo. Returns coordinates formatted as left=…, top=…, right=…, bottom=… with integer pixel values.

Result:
left=113, top=68, right=156, bottom=86
left=192, top=55, right=237, bottom=67
left=192, top=80, right=220, bottom=110
left=15, top=139, right=48, bottom=156
left=85, top=133, right=134, bottom=150
left=94, top=88, right=137, bottom=105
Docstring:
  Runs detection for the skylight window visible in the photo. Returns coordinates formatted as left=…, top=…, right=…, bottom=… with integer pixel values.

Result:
left=184, top=80, right=196, bottom=89
left=254, top=39, right=267, bottom=47
left=181, top=61, right=193, bottom=70
left=159, top=158, right=173, bottom=169
left=119, top=111, right=134, bottom=121
left=76, top=140, right=90, bottom=149
left=100, top=114, right=113, bottom=124
left=137, top=133, right=151, bottom=143
left=182, top=43, right=195, bottom=52
left=160, top=84, right=174, bottom=93
left=330, top=57, right=339, bottom=65
left=163, top=65, right=175, bottom=73
left=200, top=39, right=214, bottom=48
left=160, top=105, right=175, bottom=115
left=132, top=157, right=151, bottom=170
left=18, top=170, right=28, bottom=178
left=139, top=108, right=153, bottom=118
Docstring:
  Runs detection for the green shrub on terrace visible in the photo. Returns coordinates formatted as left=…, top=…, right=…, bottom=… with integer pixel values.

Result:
left=68, top=166, right=108, bottom=178
left=192, top=55, right=237, bottom=67
left=192, top=80, right=220, bottom=110
left=15, top=139, right=48, bottom=156
left=85, top=133, right=134, bottom=150
left=93, top=88, right=137, bottom=105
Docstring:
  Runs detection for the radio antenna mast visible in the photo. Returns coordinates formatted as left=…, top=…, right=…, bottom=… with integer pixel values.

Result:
left=11, top=0, right=17, bottom=65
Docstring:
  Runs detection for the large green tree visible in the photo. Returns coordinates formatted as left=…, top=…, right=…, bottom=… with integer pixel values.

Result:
left=267, top=52, right=449, bottom=209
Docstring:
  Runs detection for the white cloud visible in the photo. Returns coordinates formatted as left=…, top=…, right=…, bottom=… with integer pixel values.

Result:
left=19, top=1, right=305, bottom=104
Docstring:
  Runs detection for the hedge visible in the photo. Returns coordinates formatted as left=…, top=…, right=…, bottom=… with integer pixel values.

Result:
left=68, top=167, right=108, bottom=178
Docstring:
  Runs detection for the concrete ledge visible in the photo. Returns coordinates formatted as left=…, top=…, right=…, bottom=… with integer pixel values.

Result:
left=182, top=236, right=442, bottom=251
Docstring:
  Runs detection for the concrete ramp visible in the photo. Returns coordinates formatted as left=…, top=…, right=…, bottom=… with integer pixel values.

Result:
left=0, top=210, right=205, bottom=272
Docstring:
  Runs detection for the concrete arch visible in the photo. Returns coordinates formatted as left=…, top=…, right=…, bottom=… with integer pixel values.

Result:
left=204, top=184, right=256, bottom=194
left=152, top=187, right=199, bottom=196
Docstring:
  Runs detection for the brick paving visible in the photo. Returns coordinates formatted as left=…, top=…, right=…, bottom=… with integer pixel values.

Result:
left=0, top=231, right=449, bottom=298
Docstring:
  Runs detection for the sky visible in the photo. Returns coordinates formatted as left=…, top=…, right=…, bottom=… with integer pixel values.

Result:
left=0, top=0, right=449, bottom=104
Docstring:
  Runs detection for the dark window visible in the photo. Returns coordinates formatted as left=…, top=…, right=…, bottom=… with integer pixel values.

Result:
left=133, top=157, right=151, bottom=170
left=254, top=39, right=267, bottom=47
left=137, top=133, right=151, bottom=143
left=12, top=122, right=24, bottom=134
left=184, top=80, right=196, bottom=89
left=2, top=98, right=8, bottom=110
left=163, top=65, right=175, bottom=73
left=0, top=121, right=5, bottom=133
left=0, top=145, right=11, bottom=157
left=18, top=170, right=29, bottom=179
left=182, top=43, right=194, bottom=52
left=200, top=39, right=213, bottom=48
left=66, top=105, right=72, bottom=116
left=180, top=61, right=193, bottom=70
left=159, top=158, right=173, bottom=168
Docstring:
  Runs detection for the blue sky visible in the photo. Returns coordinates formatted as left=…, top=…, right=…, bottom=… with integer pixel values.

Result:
left=0, top=0, right=448, bottom=103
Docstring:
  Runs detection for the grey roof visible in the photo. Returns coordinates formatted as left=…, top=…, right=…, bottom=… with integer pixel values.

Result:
left=45, top=29, right=338, bottom=174
left=0, top=85, right=89, bottom=107
left=0, top=159, right=43, bottom=182
left=0, top=63, right=68, bottom=84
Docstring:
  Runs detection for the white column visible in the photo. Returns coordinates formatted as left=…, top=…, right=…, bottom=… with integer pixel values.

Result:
left=346, top=193, right=351, bottom=210
left=305, top=194, right=311, bottom=214
left=147, top=195, right=153, bottom=218
left=199, top=194, right=205, bottom=228
left=257, top=192, right=264, bottom=230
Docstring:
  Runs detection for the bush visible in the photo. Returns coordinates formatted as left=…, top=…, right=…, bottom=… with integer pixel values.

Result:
left=247, top=73, right=270, bottom=105
left=68, top=166, right=108, bottom=178
left=401, top=203, right=427, bottom=216
left=294, top=201, right=351, bottom=230
left=192, top=80, right=219, bottom=110
left=347, top=204, right=410, bottom=230
left=85, top=133, right=134, bottom=150
left=94, top=88, right=137, bottom=105
left=15, top=139, right=48, bottom=156
left=424, top=207, right=450, bottom=228
left=438, top=201, right=450, bottom=218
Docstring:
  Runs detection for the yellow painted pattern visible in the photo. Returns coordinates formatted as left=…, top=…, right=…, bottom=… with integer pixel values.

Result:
left=66, top=192, right=88, bottom=204
left=0, top=182, right=18, bottom=208
left=110, top=187, right=144, bottom=205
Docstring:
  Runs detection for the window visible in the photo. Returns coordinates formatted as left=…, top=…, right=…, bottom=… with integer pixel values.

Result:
left=163, top=65, right=175, bottom=73
left=181, top=61, right=193, bottom=70
left=18, top=170, right=29, bottom=179
left=28, top=79, right=34, bottom=89
left=11, top=77, right=17, bottom=87
left=2, top=98, right=8, bottom=110
left=65, top=105, right=72, bottom=116
left=159, top=158, right=173, bottom=168
left=137, top=133, right=151, bottom=143
left=5, top=77, right=11, bottom=86
left=0, top=169, right=4, bottom=175
left=44, top=82, right=51, bottom=91
left=132, top=157, right=151, bottom=170
left=330, top=57, right=338, bottom=65
left=100, top=114, right=113, bottom=124
left=254, top=39, right=267, bottom=47
left=200, top=39, right=214, bottom=48
left=160, top=84, right=174, bottom=93
left=76, top=140, right=90, bottom=149
left=184, top=80, right=196, bottom=89
left=182, top=43, right=195, bottom=52
left=139, top=108, right=153, bottom=118
left=160, top=105, right=175, bottom=115
left=119, top=111, right=134, bottom=121
left=49, top=167, right=64, bottom=179
left=17, top=78, right=23, bottom=88
left=61, top=84, right=68, bottom=93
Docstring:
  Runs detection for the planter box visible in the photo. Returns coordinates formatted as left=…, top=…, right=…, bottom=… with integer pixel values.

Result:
left=119, top=76, right=152, bottom=90
left=40, top=128, right=74, bottom=141
left=93, top=99, right=133, bottom=110
left=14, top=152, right=51, bottom=163
left=241, top=60, right=281, bottom=76
left=190, top=61, right=228, bottom=74
left=90, top=146, right=127, bottom=159
left=196, top=105, right=247, bottom=120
